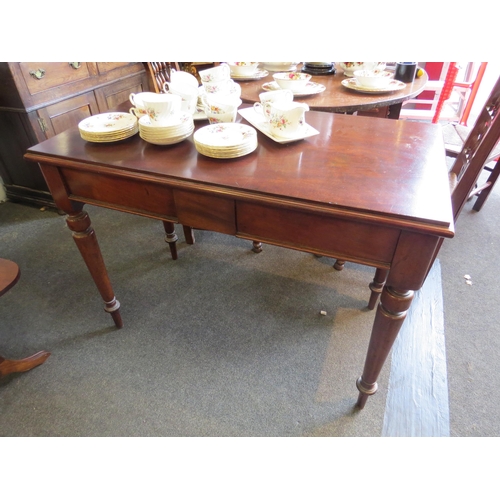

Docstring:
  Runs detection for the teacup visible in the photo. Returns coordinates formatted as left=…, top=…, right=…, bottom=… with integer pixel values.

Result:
left=203, top=78, right=241, bottom=96
left=202, top=94, right=242, bottom=115
left=227, top=62, right=259, bottom=77
left=169, top=69, right=199, bottom=90
left=129, top=107, right=147, bottom=119
left=163, top=83, right=199, bottom=115
left=141, top=93, right=182, bottom=126
left=129, top=91, right=157, bottom=115
left=267, top=101, right=309, bottom=139
left=205, top=109, right=237, bottom=124
left=199, top=63, right=231, bottom=83
left=253, top=89, right=294, bottom=121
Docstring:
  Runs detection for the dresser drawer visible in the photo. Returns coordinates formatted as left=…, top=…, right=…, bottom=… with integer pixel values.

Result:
left=96, top=62, right=132, bottom=74
left=19, top=62, right=90, bottom=95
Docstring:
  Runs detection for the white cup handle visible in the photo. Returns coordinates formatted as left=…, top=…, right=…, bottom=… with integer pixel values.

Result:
left=162, top=82, right=171, bottom=93
left=129, top=93, right=136, bottom=106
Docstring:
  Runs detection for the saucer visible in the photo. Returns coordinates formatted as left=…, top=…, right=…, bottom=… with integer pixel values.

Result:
left=238, top=107, right=319, bottom=144
left=231, top=69, right=269, bottom=81
left=262, top=81, right=326, bottom=96
left=341, top=78, right=406, bottom=94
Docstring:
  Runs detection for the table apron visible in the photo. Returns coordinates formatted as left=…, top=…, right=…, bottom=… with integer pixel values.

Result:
left=51, top=165, right=406, bottom=269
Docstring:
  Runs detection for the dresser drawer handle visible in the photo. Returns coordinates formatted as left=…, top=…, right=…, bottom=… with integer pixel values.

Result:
left=29, top=68, right=45, bottom=80
left=69, top=62, right=81, bottom=69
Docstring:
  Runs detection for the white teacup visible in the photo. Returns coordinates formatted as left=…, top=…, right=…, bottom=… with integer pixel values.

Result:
left=163, top=83, right=199, bottom=115
left=202, top=94, right=242, bottom=114
left=169, top=69, right=199, bottom=90
left=203, top=78, right=240, bottom=95
left=253, top=89, right=294, bottom=121
left=129, top=107, right=147, bottom=119
left=205, top=109, right=237, bottom=124
left=129, top=92, right=157, bottom=115
left=267, top=101, right=309, bottom=139
left=228, top=62, right=259, bottom=77
left=199, top=63, right=230, bottom=83
left=141, top=93, right=182, bottom=126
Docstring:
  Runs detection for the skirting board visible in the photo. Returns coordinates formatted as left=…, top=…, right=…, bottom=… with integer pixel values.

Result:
left=382, top=259, right=450, bottom=437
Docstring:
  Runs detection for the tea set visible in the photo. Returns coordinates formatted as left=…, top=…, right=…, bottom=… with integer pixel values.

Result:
left=339, top=62, right=407, bottom=93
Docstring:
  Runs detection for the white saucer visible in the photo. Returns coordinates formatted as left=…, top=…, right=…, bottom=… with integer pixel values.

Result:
left=231, top=69, right=269, bottom=81
left=238, top=107, right=319, bottom=144
left=262, top=81, right=326, bottom=96
left=341, top=78, right=406, bottom=94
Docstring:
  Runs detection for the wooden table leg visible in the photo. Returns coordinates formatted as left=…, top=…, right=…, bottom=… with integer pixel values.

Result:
left=162, top=221, right=178, bottom=260
left=356, top=285, right=414, bottom=409
left=66, top=210, right=123, bottom=328
left=0, top=351, right=51, bottom=377
left=182, top=225, right=195, bottom=245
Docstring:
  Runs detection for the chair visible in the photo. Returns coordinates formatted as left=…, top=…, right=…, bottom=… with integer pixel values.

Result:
left=0, top=258, right=50, bottom=377
left=432, top=62, right=459, bottom=124
left=338, top=74, right=500, bottom=309
left=145, top=62, right=181, bottom=93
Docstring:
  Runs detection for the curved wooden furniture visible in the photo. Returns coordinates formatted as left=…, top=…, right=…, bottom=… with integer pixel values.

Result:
left=239, top=63, right=428, bottom=117
left=0, top=258, right=50, bottom=377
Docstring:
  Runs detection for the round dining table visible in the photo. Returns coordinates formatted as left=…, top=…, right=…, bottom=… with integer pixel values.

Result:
left=238, top=63, right=428, bottom=119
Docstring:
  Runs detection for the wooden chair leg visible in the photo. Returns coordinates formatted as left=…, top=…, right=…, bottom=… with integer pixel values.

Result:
left=368, top=268, right=389, bottom=310
left=0, top=351, right=51, bottom=377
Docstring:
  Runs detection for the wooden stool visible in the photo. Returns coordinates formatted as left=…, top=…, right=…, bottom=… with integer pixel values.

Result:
left=0, top=258, right=50, bottom=377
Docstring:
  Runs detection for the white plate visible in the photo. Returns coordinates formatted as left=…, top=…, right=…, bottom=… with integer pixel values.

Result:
left=238, top=107, right=319, bottom=144
left=262, top=81, right=326, bottom=96
left=78, top=112, right=137, bottom=134
left=341, top=78, right=406, bottom=94
left=231, top=69, right=269, bottom=81
left=194, top=122, right=257, bottom=148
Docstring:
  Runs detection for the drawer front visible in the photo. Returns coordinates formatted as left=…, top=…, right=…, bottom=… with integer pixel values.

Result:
left=96, top=62, right=133, bottom=74
left=19, top=62, right=90, bottom=95
left=174, top=190, right=236, bottom=235
left=236, top=201, right=400, bottom=267
left=62, top=169, right=177, bottom=218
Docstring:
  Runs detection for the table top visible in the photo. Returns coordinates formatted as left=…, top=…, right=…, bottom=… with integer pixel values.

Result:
left=26, top=106, right=453, bottom=236
left=239, top=64, right=428, bottom=113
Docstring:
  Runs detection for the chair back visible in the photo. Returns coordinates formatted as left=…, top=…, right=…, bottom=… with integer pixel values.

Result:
left=449, top=75, right=500, bottom=220
left=146, top=63, right=181, bottom=93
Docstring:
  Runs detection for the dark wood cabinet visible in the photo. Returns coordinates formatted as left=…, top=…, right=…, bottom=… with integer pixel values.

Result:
left=0, top=62, right=149, bottom=207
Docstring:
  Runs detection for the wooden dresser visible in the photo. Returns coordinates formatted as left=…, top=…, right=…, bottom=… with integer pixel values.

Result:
left=0, top=62, right=150, bottom=207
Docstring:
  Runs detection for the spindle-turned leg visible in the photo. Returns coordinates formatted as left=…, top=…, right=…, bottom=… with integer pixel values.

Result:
left=368, top=268, right=389, bottom=310
left=356, top=285, right=414, bottom=409
left=66, top=210, right=123, bottom=328
left=162, top=221, right=178, bottom=260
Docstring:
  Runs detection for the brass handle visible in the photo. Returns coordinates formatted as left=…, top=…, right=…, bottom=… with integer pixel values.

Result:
left=69, top=62, right=81, bottom=69
left=29, top=68, right=45, bottom=80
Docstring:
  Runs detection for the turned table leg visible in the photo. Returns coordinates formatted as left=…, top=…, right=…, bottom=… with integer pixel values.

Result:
left=66, top=210, right=123, bottom=328
left=368, top=268, right=389, bottom=310
left=356, top=285, right=414, bottom=409
left=162, top=221, right=178, bottom=260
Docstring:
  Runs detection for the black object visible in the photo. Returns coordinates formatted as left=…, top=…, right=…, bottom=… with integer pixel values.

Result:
left=301, top=62, right=336, bottom=75
left=395, top=62, right=417, bottom=83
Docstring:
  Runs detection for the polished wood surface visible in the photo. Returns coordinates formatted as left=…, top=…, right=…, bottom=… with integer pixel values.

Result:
left=24, top=106, right=454, bottom=408
left=0, top=258, right=50, bottom=377
left=239, top=64, right=428, bottom=115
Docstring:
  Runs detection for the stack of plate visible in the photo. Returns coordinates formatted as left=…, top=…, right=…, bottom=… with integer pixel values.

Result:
left=139, top=114, right=194, bottom=145
left=78, top=112, right=139, bottom=143
left=193, top=123, right=258, bottom=159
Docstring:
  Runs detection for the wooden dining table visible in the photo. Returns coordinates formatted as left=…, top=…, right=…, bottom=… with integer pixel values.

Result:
left=239, top=63, right=428, bottom=118
left=24, top=103, right=454, bottom=409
